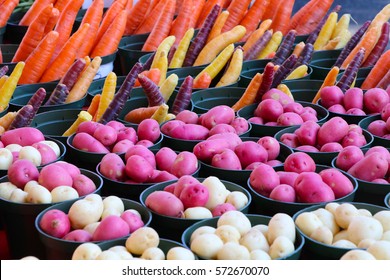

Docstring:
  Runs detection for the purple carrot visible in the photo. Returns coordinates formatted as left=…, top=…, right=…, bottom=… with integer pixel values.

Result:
left=272, top=30, right=297, bottom=66
left=306, top=5, right=342, bottom=45
left=44, top=84, right=69, bottom=105
left=141, top=52, right=156, bottom=72
left=361, top=22, right=390, bottom=67
left=243, top=30, right=273, bottom=61
left=171, top=76, right=194, bottom=115
left=138, top=73, right=165, bottom=106
left=58, top=58, right=86, bottom=91
left=8, top=105, right=35, bottom=130
left=182, top=4, right=221, bottom=67
left=254, top=62, right=275, bottom=102
left=27, top=88, right=46, bottom=113
left=271, top=54, right=298, bottom=88
left=167, top=45, right=177, bottom=66
left=99, top=62, right=143, bottom=124
left=376, top=69, right=390, bottom=90
left=0, top=65, right=8, bottom=78
left=336, top=48, right=366, bottom=92
left=334, top=21, right=371, bottom=68
left=294, top=43, right=314, bottom=67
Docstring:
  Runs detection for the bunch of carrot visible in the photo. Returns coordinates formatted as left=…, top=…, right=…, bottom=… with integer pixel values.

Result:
left=0, top=0, right=19, bottom=28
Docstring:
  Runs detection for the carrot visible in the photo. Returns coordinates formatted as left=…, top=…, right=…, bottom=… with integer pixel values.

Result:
left=257, top=31, right=283, bottom=60
left=126, top=0, right=134, bottom=10
left=331, top=13, right=351, bottom=40
left=0, top=65, right=8, bottom=77
left=289, top=0, right=317, bottom=30
left=361, top=50, right=390, bottom=90
left=207, top=10, right=229, bottom=43
left=271, top=30, right=296, bottom=65
left=18, top=0, right=53, bottom=26
left=232, top=73, right=262, bottom=111
left=0, top=0, right=19, bottom=27
left=242, top=19, right=272, bottom=53
left=58, top=58, right=86, bottom=92
left=88, top=94, right=101, bottom=121
left=312, top=66, right=339, bottom=103
left=43, top=7, right=60, bottom=35
left=262, top=0, right=280, bottom=21
left=292, top=41, right=305, bottom=57
left=312, top=11, right=338, bottom=50
left=216, top=47, right=243, bottom=87
left=40, top=23, right=90, bottom=83
left=169, top=28, right=195, bottom=68
left=18, top=31, right=58, bottom=85
left=159, top=73, right=178, bottom=102
left=44, top=83, right=69, bottom=105
left=271, top=54, right=298, bottom=88
left=95, top=72, right=117, bottom=122
left=141, top=0, right=176, bottom=51
left=8, top=105, right=34, bottom=129
left=124, top=106, right=160, bottom=123
left=376, top=70, right=390, bottom=90
left=222, top=0, right=251, bottom=33
left=169, top=0, right=193, bottom=47
left=239, top=0, right=270, bottom=41
left=66, top=56, right=102, bottom=103
left=124, top=0, right=151, bottom=36
left=197, top=0, right=225, bottom=28
left=243, top=30, right=273, bottom=61
left=0, top=76, right=7, bottom=90
left=295, top=0, right=334, bottom=35
left=151, top=103, right=169, bottom=124
left=294, top=43, right=314, bottom=67
left=0, top=111, right=17, bottom=130
left=336, top=48, right=366, bottom=92
left=134, top=68, right=161, bottom=87
left=134, top=0, right=168, bottom=35
left=53, top=0, right=69, bottom=13
left=361, top=22, right=390, bottom=68
left=138, top=73, right=165, bottom=106
left=91, top=10, right=127, bottom=57
left=62, top=111, right=93, bottom=136
left=26, top=87, right=46, bottom=115
left=286, top=64, right=308, bottom=80
left=151, top=36, right=176, bottom=69
left=255, top=62, right=275, bottom=102
left=193, top=72, right=212, bottom=89
left=269, top=0, right=295, bottom=36
left=153, top=51, right=168, bottom=86
left=0, top=48, right=2, bottom=64
left=188, top=0, right=205, bottom=29
left=277, top=83, right=294, bottom=100
left=171, top=75, right=193, bottom=115
left=0, top=62, right=25, bottom=109
left=141, top=52, right=155, bottom=72
left=77, top=0, right=104, bottom=58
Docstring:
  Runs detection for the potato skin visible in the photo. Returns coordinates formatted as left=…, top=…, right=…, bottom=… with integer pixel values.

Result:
left=145, top=191, right=184, bottom=217
left=317, top=117, right=349, bottom=147
left=1, top=127, right=45, bottom=147
left=347, top=152, right=388, bottom=182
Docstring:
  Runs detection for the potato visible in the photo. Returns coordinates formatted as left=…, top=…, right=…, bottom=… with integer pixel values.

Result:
left=72, top=242, right=102, bottom=260
left=230, top=117, right=249, bottom=135
left=9, top=188, right=28, bottom=203
left=208, top=123, right=236, bottom=136
left=250, top=250, right=271, bottom=260
left=347, top=216, right=383, bottom=245
left=103, top=196, right=125, bottom=214
left=214, top=225, right=241, bottom=244
left=340, top=250, right=376, bottom=260
left=358, top=238, right=377, bottom=248
left=217, top=242, right=250, bottom=260
left=320, top=142, right=344, bottom=152
left=38, top=163, right=73, bottom=192
left=101, top=208, right=121, bottom=220
left=107, top=246, right=132, bottom=261
left=332, top=239, right=357, bottom=248
left=252, top=224, right=269, bottom=239
left=267, top=213, right=296, bottom=244
left=202, top=176, right=229, bottom=210
left=364, top=88, right=390, bottom=114
left=317, top=117, right=349, bottom=147
left=171, top=151, right=199, bottom=177
left=25, top=184, right=52, bottom=204
left=382, top=231, right=390, bottom=241
left=284, top=152, right=316, bottom=174
left=32, top=142, right=58, bottom=165
left=262, top=88, right=294, bottom=107
left=234, top=141, right=268, bottom=168
left=93, top=125, right=118, bottom=146
left=125, top=227, right=159, bottom=255
left=294, top=120, right=320, bottom=146
left=169, top=123, right=209, bottom=140
left=249, top=163, right=280, bottom=196
left=319, top=168, right=354, bottom=199
left=333, top=230, right=349, bottom=243
left=175, top=110, right=198, bottom=124
left=137, top=119, right=161, bottom=143
left=141, top=247, right=165, bottom=260
left=268, top=236, right=295, bottom=259
left=279, top=132, right=300, bottom=148
left=211, top=149, right=242, bottom=170
left=99, top=153, right=126, bottom=181
left=193, top=139, right=232, bottom=162
left=145, top=191, right=184, bottom=217
left=324, top=202, right=340, bottom=216
left=155, top=147, right=177, bottom=172
left=190, top=233, right=224, bottom=259
left=39, top=140, right=61, bottom=158
left=83, top=222, right=100, bottom=236
left=0, top=127, right=45, bottom=147
left=68, top=194, right=104, bottom=229
left=373, top=211, right=390, bottom=232
left=184, top=207, right=213, bottom=219
left=95, top=250, right=121, bottom=260
left=341, top=131, right=367, bottom=148
left=312, top=208, right=340, bottom=235
left=217, top=211, right=251, bottom=236
left=319, top=86, right=344, bottom=109
left=0, top=182, right=18, bottom=200
left=277, top=112, right=304, bottom=126
left=334, top=203, right=360, bottom=229
left=239, top=228, right=269, bottom=252
left=18, top=146, right=42, bottom=166
left=254, top=99, right=284, bottom=122
left=367, top=240, right=390, bottom=260
left=225, top=191, right=248, bottom=210
left=190, top=226, right=216, bottom=243
left=201, top=105, right=235, bottom=129
left=343, top=87, right=364, bottom=110
left=310, top=226, right=333, bottom=245
left=295, top=212, right=323, bottom=236
left=166, top=247, right=196, bottom=260
left=71, top=132, right=110, bottom=153
left=51, top=186, right=79, bottom=203
left=294, top=172, right=335, bottom=203
left=335, top=146, right=365, bottom=171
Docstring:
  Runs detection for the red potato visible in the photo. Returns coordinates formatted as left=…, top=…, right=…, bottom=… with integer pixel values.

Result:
left=346, top=108, right=366, bottom=115
left=92, top=215, right=130, bottom=241
left=366, top=147, right=390, bottom=173
left=265, top=121, right=278, bottom=126
left=319, top=86, right=344, bottom=108
left=276, top=112, right=304, bottom=126
left=348, top=152, right=388, bottom=181
left=277, top=171, right=299, bottom=187
left=230, top=117, right=249, bottom=135
left=283, top=102, right=304, bottom=115
left=211, top=149, right=242, bottom=170
left=116, top=127, right=138, bottom=144
left=254, top=99, right=284, bottom=122
left=124, top=145, right=156, bottom=168
left=171, top=151, right=199, bottom=178
left=335, top=146, right=365, bottom=171
left=373, top=178, right=389, bottom=184
left=137, top=119, right=161, bottom=143
left=258, top=136, right=280, bottom=160
left=344, top=88, right=364, bottom=110
left=319, top=168, right=354, bottom=199
left=193, top=139, right=232, bottom=162
left=320, top=142, right=344, bottom=152
left=245, top=162, right=263, bottom=170
left=249, top=163, right=280, bottom=196
left=120, top=210, right=145, bottom=233
left=300, top=112, right=319, bottom=122
left=38, top=164, right=73, bottom=192
left=279, top=133, right=300, bottom=148
left=32, top=142, right=58, bottom=165
left=145, top=191, right=184, bottom=217
left=52, top=161, right=81, bottom=180
left=99, top=153, right=126, bottom=181
left=368, top=120, right=388, bottom=137
left=266, top=159, right=283, bottom=167
left=174, top=176, right=201, bottom=198
left=262, top=88, right=294, bottom=107
left=149, top=170, right=178, bottom=183
left=136, top=139, right=154, bottom=147
left=76, top=121, right=103, bottom=135
left=211, top=203, right=236, bottom=217
left=164, top=183, right=176, bottom=194
left=284, top=152, right=316, bottom=173
left=206, top=132, right=242, bottom=149
left=106, top=120, right=126, bottom=132
left=294, top=120, right=320, bottom=146
left=296, top=145, right=320, bottom=152
left=386, top=118, right=390, bottom=132
left=317, top=117, right=349, bottom=147
left=176, top=110, right=199, bottom=124
left=328, top=104, right=346, bottom=114
left=363, top=88, right=390, bottom=114
left=93, top=125, right=118, bottom=146
left=71, top=133, right=110, bottom=153
left=341, top=131, right=367, bottom=147
left=63, top=229, right=92, bottom=242
left=348, top=124, right=363, bottom=134
left=125, top=155, right=155, bottom=183
left=39, top=209, right=71, bottom=239
left=381, top=103, right=390, bottom=120
left=112, top=139, right=135, bottom=153
left=234, top=141, right=268, bottom=168
left=294, top=172, right=335, bottom=203
left=169, top=123, right=210, bottom=140
left=248, top=117, right=264, bottom=124
left=73, top=174, right=97, bottom=196
left=208, top=124, right=236, bottom=136
left=179, top=182, right=209, bottom=209
left=301, top=106, right=317, bottom=117
left=201, top=105, right=235, bottom=129
left=161, top=120, right=186, bottom=135
left=155, top=147, right=177, bottom=172
left=0, top=127, right=45, bottom=147
left=269, top=184, right=296, bottom=202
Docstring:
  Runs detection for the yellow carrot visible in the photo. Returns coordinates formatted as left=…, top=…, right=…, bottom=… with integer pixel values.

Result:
left=312, top=66, right=340, bottom=103
left=194, top=44, right=235, bottom=84
left=0, top=75, right=8, bottom=91
left=169, top=28, right=194, bottom=68
left=164, top=113, right=176, bottom=122
left=0, top=111, right=17, bottom=131
left=95, top=72, right=117, bottom=122
left=151, top=103, right=169, bottom=124
left=277, top=84, right=294, bottom=100
left=207, top=10, right=229, bottom=43
left=66, top=56, right=102, bottom=103
left=292, top=42, right=305, bottom=57
left=153, top=50, right=168, bottom=86
left=193, top=25, right=246, bottom=66
left=331, top=13, right=350, bottom=40
left=335, top=29, right=352, bottom=49
left=216, top=47, right=243, bottom=87
left=322, top=37, right=341, bottom=50
left=159, top=73, right=178, bottom=102
left=151, top=35, right=176, bottom=69
left=0, top=62, right=25, bottom=110
left=313, top=12, right=338, bottom=51
left=286, top=65, right=308, bottom=80
left=62, top=110, right=93, bottom=136
left=0, top=125, right=5, bottom=136
left=257, top=31, right=283, bottom=59
left=242, top=19, right=272, bottom=53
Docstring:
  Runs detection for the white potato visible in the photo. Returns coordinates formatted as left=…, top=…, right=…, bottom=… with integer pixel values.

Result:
left=373, top=210, right=390, bottom=232
left=0, top=148, right=13, bottom=170
left=295, top=212, right=323, bottom=237
left=381, top=231, right=390, bottom=241
left=184, top=207, right=213, bottom=219
left=68, top=194, right=104, bottom=229
left=141, top=247, right=165, bottom=260
left=20, top=256, right=39, bottom=260
left=72, top=242, right=102, bottom=260
left=18, top=146, right=42, bottom=166
left=251, top=224, right=268, bottom=239
left=225, top=191, right=248, bottom=210
left=125, top=227, right=159, bottom=255
left=325, top=202, right=340, bottom=216
left=340, top=250, right=376, bottom=260
left=103, top=196, right=125, bottom=214
left=95, top=250, right=121, bottom=260
left=250, top=250, right=271, bottom=260
left=166, top=247, right=195, bottom=260
left=217, top=242, right=250, bottom=260
left=5, top=144, right=22, bottom=152
left=9, top=188, right=28, bottom=203
left=51, top=186, right=79, bottom=203
left=190, top=226, right=216, bottom=244
left=202, top=176, right=229, bottom=210
left=312, top=208, right=340, bottom=235
left=333, top=229, right=348, bottom=243
left=108, top=246, right=133, bottom=260
left=0, top=182, right=18, bottom=200
left=358, top=209, right=372, bottom=217
left=334, top=203, right=359, bottom=229
left=347, top=216, right=383, bottom=245
left=217, top=211, right=251, bottom=236
left=310, top=226, right=333, bottom=245
left=25, top=184, right=52, bottom=204
left=215, top=225, right=241, bottom=244
left=367, top=240, right=390, bottom=260
left=358, top=239, right=377, bottom=249
left=268, top=213, right=296, bottom=244
left=332, top=239, right=357, bottom=249
left=39, top=140, right=61, bottom=157
left=84, top=222, right=100, bottom=236
left=101, top=208, right=121, bottom=219
left=23, top=180, right=39, bottom=192
left=190, top=233, right=223, bottom=259
left=268, top=236, right=295, bottom=260
left=239, top=228, right=269, bottom=252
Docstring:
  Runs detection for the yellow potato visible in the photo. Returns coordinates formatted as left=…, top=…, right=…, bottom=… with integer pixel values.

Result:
left=340, top=250, right=376, bottom=260
left=141, top=247, right=165, bottom=260
left=295, top=212, right=323, bottom=237
left=217, top=242, right=250, bottom=260
left=225, top=191, right=248, bottom=210
left=250, top=250, right=271, bottom=260
left=51, top=186, right=79, bottom=203
left=9, top=188, right=28, bottom=203
left=310, top=226, right=333, bottom=245
left=72, top=242, right=102, bottom=260
left=215, top=225, right=241, bottom=244
left=184, top=207, right=213, bottom=219
left=190, top=233, right=223, bottom=259
left=25, top=184, right=52, bottom=204
left=190, top=226, right=216, bottom=244
left=166, top=247, right=196, bottom=260
left=68, top=194, right=104, bottom=229
left=103, top=196, right=125, bottom=214
left=269, top=236, right=295, bottom=259
left=267, top=213, right=296, bottom=244
left=217, top=210, right=251, bottom=236
left=312, top=208, right=340, bottom=235
left=23, top=180, right=39, bottom=192
left=347, top=216, right=383, bottom=245
left=334, top=203, right=359, bottom=229
left=95, top=250, right=121, bottom=260
left=125, top=227, right=159, bottom=255
left=239, top=228, right=269, bottom=252
left=367, top=240, right=390, bottom=260
left=373, top=210, right=390, bottom=232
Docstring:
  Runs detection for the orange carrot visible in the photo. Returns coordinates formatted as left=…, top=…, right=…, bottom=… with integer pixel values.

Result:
left=43, top=7, right=60, bottom=35
left=40, top=23, right=90, bottom=83
left=124, top=106, right=160, bottom=123
left=242, top=19, right=272, bottom=53
left=270, top=0, right=295, bottom=35
left=239, top=0, right=270, bottom=41
left=91, top=10, right=127, bottom=57
left=174, top=0, right=184, bottom=14
left=19, top=0, right=55, bottom=26
left=232, top=72, right=263, bottom=111
left=312, top=66, right=339, bottom=103
left=134, top=0, right=168, bottom=34
left=125, top=0, right=134, bottom=10
left=0, top=111, right=17, bottom=131
left=361, top=50, right=390, bottom=90
left=193, top=72, right=212, bottom=89
left=124, top=0, right=151, bottom=36
left=18, top=31, right=59, bottom=85
left=12, top=4, right=53, bottom=62
left=289, top=0, right=317, bottom=30
left=188, top=0, right=205, bottom=29
left=222, top=0, right=251, bottom=33
left=77, top=0, right=104, bottom=58
left=170, top=0, right=193, bottom=47
left=52, top=0, right=84, bottom=61
left=262, top=0, right=280, bottom=20
left=88, top=94, right=101, bottom=121
left=196, top=0, right=225, bottom=28
left=53, top=0, right=69, bottom=13
left=207, top=10, right=230, bottom=43
left=0, top=0, right=20, bottom=27
left=292, top=41, right=305, bottom=56
left=295, top=0, right=334, bottom=35
left=134, top=68, right=161, bottom=87
left=141, top=0, right=176, bottom=51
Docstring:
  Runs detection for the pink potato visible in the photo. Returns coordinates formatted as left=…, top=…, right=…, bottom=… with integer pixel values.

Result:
left=262, top=88, right=294, bottom=107
left=63, top=229, right=92, bottom=242
left=137, top=119, right=161, bottom=143
left=317, top=117, right=349, bottom=146
left=112, top=139, right=134, bottom=153
left=319, top=86, right=344, bottom=108
left=341, top=131, right=367, bottom=147
left=266, top=159, right=283, bottom=167
left=207, top=132, right=242, bottom=149
left=234, top=141, right=268, bottom=169
left=381, top=103, right=390, bottom=121
left=254, top=99, right=284, bottom=122
left=149, top=170, right=177, bottom=183
left=248, top=116, right=264, bottom=124
left=145, top=191, right=184, bottom=217
left=279, top=133, right=300, bottom=148
left=294, top=172, right=335, bottom=203
left=276, top=112, right=304, bottom=126
left=136, top=139, right=155, bottom=147
left=283, top=102, right=304, bottom=115
left=328, top=104, right=347, bottom=114
left=155, top=147, right=177, bottom=172
left=386, top=118, right=390, bottom=133
left=92, top=215, right=130, bottom=241
left=179, top=182, right=209, bottom=209
left=39, top=209, right=71, bottom=238
left=120, top=210, right=145, bottom=233
left=348, top=124, right=363, bottom=134
left=93, top=125, right=118, bottom=146
left=363, top=88, right=390, bottom=114
left=200, top=105, right=235, bottom=129
left=294, top=120, right=320, bottom=146
left=124, top=145, right=156, bottom=168
left=211, top=203, right=236, bottom=217
left=76, top=121, right=103, bottom=135
left=99, top=153, right=126, bottom=181
left=169, top=123, right=210, bottom=140
left=171, top=151, right=199, bottom=177
left=296, top=145, right=320, bottom=152
left=125, top=155, right=154, bottom=183
left=193, top=139, right=232, bottom=162
left=230, top=117, right=249, bottom=135
left=368, top=120, right=388, bottom=137
left=372, top=178, right=389, bottom=184
left=32, top=142, right=58, bottom=165
left=106, top=120, right=126, bottom=132
left=301, top=106, right=318, bottom=116
left=161, top=120, right=185, bottom=135
left=284, top=152, right=316, bottom=173
left=300, top=112, right=319, bottom=122
left=249, top=163, right=280, bottom=196
left=245, top=162, right=263, bottom=170
left=348, top=152, right=388, bottom=181
left=208, top=124, right=236, bottom=136
left=71, top=132, right=110, bottom=153
left=319, top=142, right=343, bottom=152
left=366, top=147, right=390, bottom=174
left=116, top=127, right=138, bottom=144
left=319, top=168, right=354, bottom=199
left=346, top=108, right=366, bottom=116
left=0, top=141, right=3, bottom=148
left=175, top=110, right=199, bottom=124
left=269, top=184, right=296, bottom=202
left=343, top=87, right=364, bottom=110
left=72, top=173, right=97, bottom=196
left=277, top=171, right=299, bottom=187
left=164, top=183, right=177, bottom=194
left=0, top=127, right=45, bottom=147
left=211, top=149, right=242, bottom=170
left=52, top=161, right=81, bottom=180
left=257, top=136, right=280, bottom=160
left=335, top=146, right=365, bottom=171
left=174, top=176, right=201, bottom=197
left=38, top=164, right=73, bottom=191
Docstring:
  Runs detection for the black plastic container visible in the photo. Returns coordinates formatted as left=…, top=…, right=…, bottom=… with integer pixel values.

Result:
left=282, top=79, right=324, bottom=102
left=3, top=12, right=27, bottom=44
left=385, top=192, right=390, bottom=209
left=309, top=49, right=342, bottom=80
left=0, top=26, right=5, bottom=44
left=0, top=44, right=18, bottom=74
